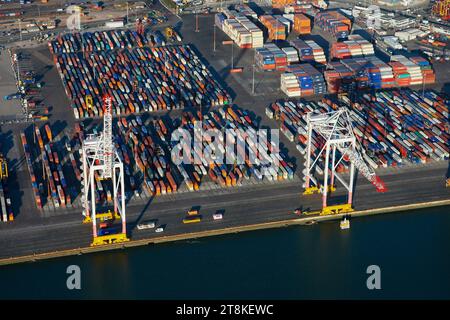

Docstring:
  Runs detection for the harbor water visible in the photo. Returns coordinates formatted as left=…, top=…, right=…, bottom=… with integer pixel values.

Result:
left=0, top=206, right=449, bottom=299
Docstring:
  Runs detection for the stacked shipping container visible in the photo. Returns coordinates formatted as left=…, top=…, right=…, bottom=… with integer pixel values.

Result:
left=330, top=35, right=375, bottom=59
left=255, top=47, right=276, bottom=71
left=315, top=10, right=352, bottom=40
left=234, top=4, right=258, bottom=19
left=264, top=43, right=288, bottom=71
left=218, top=14, right=264, bottom=48
left=390, top=55, right=435, bottom=86
left=272, top=0, right=296, bottom=9
left=293, top=14, right=311, bottom=35
left=324, top=55, right=435, bottom=93
left=281, top=64, right=327, bottom=97
left=259, top=15, right=287, bottom=41
left=289, top=39, right=326, bottom=64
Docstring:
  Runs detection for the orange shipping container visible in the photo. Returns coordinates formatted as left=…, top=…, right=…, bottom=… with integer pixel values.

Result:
left=293, top=14, right=311, bottom=34
left=272, top=0, right=296, bottom=8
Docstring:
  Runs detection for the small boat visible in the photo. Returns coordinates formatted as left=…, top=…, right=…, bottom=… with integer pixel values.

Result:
left=340, top=216, right=350, bottom=230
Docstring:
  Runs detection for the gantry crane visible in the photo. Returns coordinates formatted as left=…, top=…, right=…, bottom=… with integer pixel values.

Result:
left=81, top=95, right=129, bottom=246
left=303, top=108, right=387, bottom=215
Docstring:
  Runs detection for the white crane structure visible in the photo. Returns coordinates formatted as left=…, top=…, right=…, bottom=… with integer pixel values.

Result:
left=303, top=108, right=387, bottom=215
left=81, top=95, right=128, bottom=246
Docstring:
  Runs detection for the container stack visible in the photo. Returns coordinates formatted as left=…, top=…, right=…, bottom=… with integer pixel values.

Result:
left=325, top=55, right=435, bottom=91
left=290, top=39, right=326, bottom=64
left=264, top=43, right=288, bottom=71
left=290, top=39, right=313, bottom=62
left=50, top=33, right=231, bottom=119
left=367, top=57, right=395, bottom=89
left=259, top=15, right=287, bottom=41
left=284, top=4, right=317, bottom=15
left=255, top=47, right=276, bottom=71
left=275, top=15, right=292, bottom=34
left=222, top=15, right=264, bottom=48
left=293, top=14, right=311, bottom=35
left=221, top=9, right=239, bottom=19
left=330, top=35, right=374, bottom=59
left=222, top=19, right=252, bottom=48
left=215, top=12, right=226, bottom=29
left=410, top=56, right=435, bottom=84
left=234, top=4, right=258, bottom=19
left=281, top=47, right=300, bottom=64
left=390, top=55, right=423, bottom=86
left=315, top=10, right=352, bottom=40
left=304, top=40, right=327, bottom=64
left=266, top=89, right=449, bottom=170
left=272, top=0, right=297, bottom=9
left=235, top=15, right=264, bottom=48
left=281, top=64, right=327, bottom=97
left=390, top=55, right=435, bottom=85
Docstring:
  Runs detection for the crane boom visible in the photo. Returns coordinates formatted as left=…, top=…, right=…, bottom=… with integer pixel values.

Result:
left=335, top=144, right=387, bottom=192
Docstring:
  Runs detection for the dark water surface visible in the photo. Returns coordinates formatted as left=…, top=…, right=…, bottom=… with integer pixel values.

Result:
left=1, top=207, right=449, bottom=299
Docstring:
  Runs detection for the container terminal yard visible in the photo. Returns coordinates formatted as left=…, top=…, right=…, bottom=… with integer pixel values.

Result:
left=0, top=0, right=449, bottom=264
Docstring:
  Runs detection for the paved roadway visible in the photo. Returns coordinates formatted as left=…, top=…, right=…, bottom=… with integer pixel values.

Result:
left=0, top=162, right=448, bottom=259
left=0, top=11, right=449, bottom=260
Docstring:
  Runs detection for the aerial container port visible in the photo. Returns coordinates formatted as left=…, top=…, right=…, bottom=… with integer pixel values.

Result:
left=0, top=0, right=450, bottom=265
left=266, top=89, right=449, bottom=173
left=49, top=30, right=231, bottom=119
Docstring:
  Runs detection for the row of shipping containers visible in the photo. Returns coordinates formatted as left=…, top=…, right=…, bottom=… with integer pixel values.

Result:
left=50, top=32, right=230, bottom=118
left=280, top=64, right=327, bottom=97
left=256, top=40, right=326, bottom=71
left=266, top=89, right=448, bottom=173
left=21, top=133, right=43, bottom=210
left=22, top=125, right=72, bottom=210
left=390, top=55, right=435, bottom=86
left=233, top=4, right=258, bottom=19
left=272, top=0, right=297, bottom=9
left=324, top=55, right=436, bottom=93
left=219, top=14, right=264, bottom=48
left=289, top=39, right=326, bottom=64
left=293, top=14, right=311, bottom=35
left=315, top=10, right=352, bottom=40
left=259, top=15, right=289, bottom=41
left=329, top=34, right=375, bottom=59
left=256, top=43, right=289, bottom=71
left=49, top=31, right=147, bottom=54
